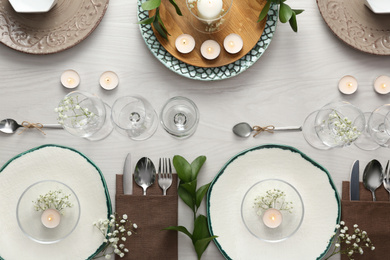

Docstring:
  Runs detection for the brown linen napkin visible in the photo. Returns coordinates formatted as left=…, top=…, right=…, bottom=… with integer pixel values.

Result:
left=115, top=174, right=178, bottom=260
left=341, top=181, right=390, bottom=260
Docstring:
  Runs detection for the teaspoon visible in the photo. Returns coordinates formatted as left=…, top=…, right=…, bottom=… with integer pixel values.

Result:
left=363, top=159, right=383, bottom=201
left=134, top=157, right=156, bottom=195
left=233, top=122, right=302, bottom=138
left=0, top=118, right=62, bottom=134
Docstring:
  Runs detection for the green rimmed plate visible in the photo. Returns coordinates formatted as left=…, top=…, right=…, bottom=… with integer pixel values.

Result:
left=0, top=144, right=112, bottom=260
left=207, top=144, right=340, bottom=259
left=137, top=1, right=278, bottom=81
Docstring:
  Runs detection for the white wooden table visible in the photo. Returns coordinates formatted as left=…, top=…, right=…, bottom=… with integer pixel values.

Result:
left=0, top=0, right=388, bottom=259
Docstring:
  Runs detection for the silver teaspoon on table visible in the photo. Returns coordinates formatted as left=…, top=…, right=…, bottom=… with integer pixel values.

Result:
left=363, top=159, right=383, bottom=201
left=134, top=157, right=156, bottom=195
left=233, top=122, right=302, bottom=138
left=0, top=118, right=62, bottom=134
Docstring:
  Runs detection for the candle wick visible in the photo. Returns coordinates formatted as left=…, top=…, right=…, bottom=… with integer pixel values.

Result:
left=105, top=77, right=111, bottom=84
left=347, top=82, right=353, bottom=87
left=182, top=39, right=187, bottom=45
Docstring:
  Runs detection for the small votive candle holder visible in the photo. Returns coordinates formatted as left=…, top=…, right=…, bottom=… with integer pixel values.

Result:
left=223, top=33, right=243, bottom=54
left=99, top=71, right=119, bottom=90
left=200, top=40, right=221, bottom=60
left=61, top=70, right=80, bottom=89
left=374, top=75, right=390, bottom=94
left=175, top=34, right=196, bottom=54
left=338, top=75, right=358, bottom=95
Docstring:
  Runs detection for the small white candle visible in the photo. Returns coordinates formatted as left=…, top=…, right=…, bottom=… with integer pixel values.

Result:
left=223, top=33, right=243, bottom=54
left=374, top=75, right=390, bottom=94
left=200, top=40, right=221, bottom=60
left=338, top=75, right=358, bottom=94
left=175, top=34, right=195, bottom=54
left=197, top=0, right=223, bottom=20
left=41, top=209, right=61, bottom=228
left=262, top=208, right=282, bottom=228
left=99, top=71, right=119, bottom=90
left=61, top=70, right=80, bottom=89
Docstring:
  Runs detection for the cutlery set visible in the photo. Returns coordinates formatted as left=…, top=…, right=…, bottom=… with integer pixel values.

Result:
left=123, top=154, right=173, bottom=196
left=350, top=159, right=390, bottom=201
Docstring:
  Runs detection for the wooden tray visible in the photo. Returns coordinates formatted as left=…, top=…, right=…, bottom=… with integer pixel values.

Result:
left=150, top=0, right=267, bottom=68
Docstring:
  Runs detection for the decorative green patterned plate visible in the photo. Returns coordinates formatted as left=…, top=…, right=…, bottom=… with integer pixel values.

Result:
left=137, top=1, right=278, bottom=81
left=207, top=144, right=340, bottom=259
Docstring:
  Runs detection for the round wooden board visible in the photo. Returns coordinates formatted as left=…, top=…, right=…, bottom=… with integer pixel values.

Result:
left=150, top=0, right=267, bottom=68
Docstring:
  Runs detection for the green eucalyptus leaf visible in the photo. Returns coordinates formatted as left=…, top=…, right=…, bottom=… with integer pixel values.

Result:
left=289, top=12, right=298, bottom=32
left=137, top=16, right=155, bottom=25
left=173, top=155, right=192, bottom=183
left=178, top=185, right=195, bottom=211
left=192, top=215, right=210, bottom=244
left=141, top=0, right=161, bottom=10
left=164, top=226, right=193, bottom=239
left=153, top=16, right=167, bottom=39
left=195, top=182, right=210, bottom=208
left=257, top=0, right=271, bottom=22
left=191, top=156, right=206, bottom=181
left=279, top=3, right=293, bottom=23
left=194, top=236, right=218, bottom=260
left=292, top=9, right=304, bottom=15
left=169, top=0, right=182, bottom=16
left=181, top=180, right=197, bottom=199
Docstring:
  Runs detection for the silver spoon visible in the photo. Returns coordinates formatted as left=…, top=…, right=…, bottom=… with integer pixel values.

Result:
left=363, top=159, right=383, bottom=201
left=134, top=157, right=156, bottom=196
left=0, top=118, right=62, bottom=134
left=233, top=122, right=302, bottom=138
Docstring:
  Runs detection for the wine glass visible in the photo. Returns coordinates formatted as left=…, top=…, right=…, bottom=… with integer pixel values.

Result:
left=111, top=96, right=158, bottom=141
left=302, top=101, right=365, bottom=150
left=160, top=96, right=200, bottom=139
left=56, top=91, right=113, bottom=141
left=367, top=104, right=390, bottom=147
left=354, top=112, right=380, bottom=151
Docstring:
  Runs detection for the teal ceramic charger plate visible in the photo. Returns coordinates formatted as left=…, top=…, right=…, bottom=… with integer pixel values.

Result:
left=137, top=1, right=278, bottom=81
left=207, top=144, right=341, bottom=259
left=0, top=144, right=112, bottom=260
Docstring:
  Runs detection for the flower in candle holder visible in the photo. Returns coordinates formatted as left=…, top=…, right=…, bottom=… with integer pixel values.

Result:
left=254, top=189, right=293, bottom=215
left=33, top=189, right=73, bottom=214
left=92, top=213, right=137, bottom=259
left=324, top=222, right=375, bottom=260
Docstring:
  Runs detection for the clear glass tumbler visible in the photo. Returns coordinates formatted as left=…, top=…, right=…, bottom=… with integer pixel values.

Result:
left=56, top=91, right=113, bottom=141
left=160, top=96, right=200, bottom=139
left=111, top=96, right=158, bottom=141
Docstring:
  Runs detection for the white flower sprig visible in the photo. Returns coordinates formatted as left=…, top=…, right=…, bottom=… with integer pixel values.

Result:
left=55, top=95, right=96, bottom=126
left=33, top=190, right=72, bottom=214
left=93, top=213, right=137, bottom=259
left=324, top=221, right=375, bottom=260
left=254, top=189, right=293, bottom=215
left=328, top=111, right=361, bottom=145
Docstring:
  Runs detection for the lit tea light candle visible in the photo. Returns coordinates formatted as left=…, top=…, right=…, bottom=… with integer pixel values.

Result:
left=200, top=40, right=220, bottom=60
left=223, top=33, right=243, bottom=54
left=61, top=70, right=80, bottom=89
left=99, top=71, right=119, bottom=90
left=175, top=34, right=195, bottom=54
left=374, top=75, right=390, bottom=94
left=41, top=209, right=61, bottom=228
left=262, top=208, right=283, bottom=228
left=197, top=0, right=223, bottom=20
left=338, top=75, right=358, bottom=95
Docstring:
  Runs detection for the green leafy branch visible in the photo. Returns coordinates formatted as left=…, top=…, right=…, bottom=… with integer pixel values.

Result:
left=258, top=0, right=304, bottom=32
left=138, top=0, right=182, bottom=39
left=164, top=155, right=217, bottom=260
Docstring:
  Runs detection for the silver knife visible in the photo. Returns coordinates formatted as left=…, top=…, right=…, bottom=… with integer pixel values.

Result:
left=350, top=160, right=360, bottom=201
left=123, top=153, right=132, bottom=195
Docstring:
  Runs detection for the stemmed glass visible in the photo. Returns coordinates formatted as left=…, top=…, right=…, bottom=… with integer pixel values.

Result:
left=302, top=101, right=365, bottom=150
left=111, top=96, right=158, bottom=141
left=56, top=91, right=113, bottom=141
left=366, top=104, right=390, bottom=148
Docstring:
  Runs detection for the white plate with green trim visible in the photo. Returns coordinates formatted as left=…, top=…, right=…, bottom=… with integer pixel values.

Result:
left=0, top=144, right=112, bottom=260
left=207, top=144, right=340, bottom=259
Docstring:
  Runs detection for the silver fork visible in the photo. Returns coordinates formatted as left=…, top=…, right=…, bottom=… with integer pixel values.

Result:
left=158, top=158, right=173, bottom=195
left=383, top=160, right=390, bottom=201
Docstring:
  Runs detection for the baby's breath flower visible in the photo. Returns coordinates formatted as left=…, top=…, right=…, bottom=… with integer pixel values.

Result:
left=253, top=189, right=294, bottom=215
left=33, top=190, right=72, bottom=214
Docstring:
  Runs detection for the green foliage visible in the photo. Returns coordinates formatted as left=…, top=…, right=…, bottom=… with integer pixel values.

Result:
left=164, top=155, right=216, bottom=260
left=258, top=0, right=304, bottom=32
left=138, top=0, right=182, bottom=39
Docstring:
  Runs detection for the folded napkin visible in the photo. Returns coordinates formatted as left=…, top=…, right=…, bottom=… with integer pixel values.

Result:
left=341, top=181, right=390, bottom=259
left=115, top=174, right=178, bottom=260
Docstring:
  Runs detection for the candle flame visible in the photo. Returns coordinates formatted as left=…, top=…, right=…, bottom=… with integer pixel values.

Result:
left=347, top=82, right=353, bottom=87
left=207, top=47, right=213, bottom=54
left=182, top=39, right=187, bottom=45
left=381, top=83, right=387, bottom=89
left=67, top=78, right=74, bottom=84
left=229, top=41, right=234, bottom=47
left=271, top=215, right=275, bottom=221
left=105, top=77, right=111, bottom=84
left=48, top=216, right=53, bottom=221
